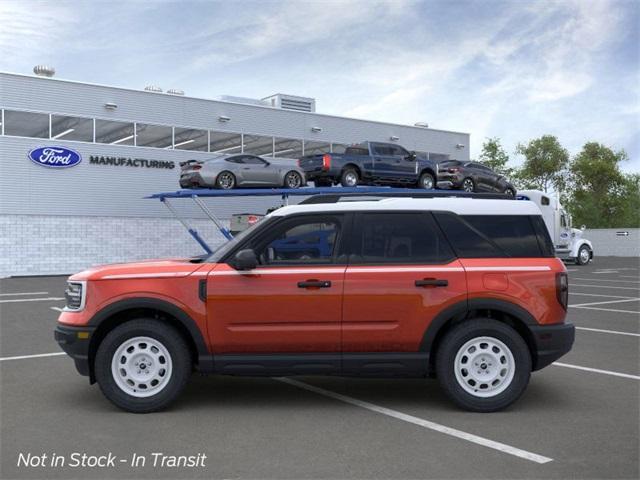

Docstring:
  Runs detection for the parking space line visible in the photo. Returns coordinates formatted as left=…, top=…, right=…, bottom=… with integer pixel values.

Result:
left=570, top=298, right=640, bottom=308
left=0, top=297, right=64, bottom=304
left=553, top=362, right=640, bottom=380
left=575, top=327, right=640, bottom=337
left=570, top=305, right=640, bottom=314
left=569, top=292, right=637, bottom=299
left=620, top=275, right=640, bottom=279
left=276, top=377, right=553, bottom=464
left=572, top=278, right=639, bottom=284
left=0, top=291, right=49, bottom=296
left=569, top=284, right=640, bottom=291
left=50, top=306, right=64, bottom=312
left=0, top=352, right=65, bottom=362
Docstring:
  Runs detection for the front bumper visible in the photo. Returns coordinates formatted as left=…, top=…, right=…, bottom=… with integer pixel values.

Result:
left=54, top=324, right=95, bottom=378
left=529, top=322, right=575, bottom=370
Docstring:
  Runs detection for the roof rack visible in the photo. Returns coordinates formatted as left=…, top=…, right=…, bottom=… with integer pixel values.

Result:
left=299, top=191, right=512, bottom=204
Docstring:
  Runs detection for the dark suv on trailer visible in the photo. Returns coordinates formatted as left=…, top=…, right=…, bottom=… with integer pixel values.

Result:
left=438, top=160, right=516, bottom=195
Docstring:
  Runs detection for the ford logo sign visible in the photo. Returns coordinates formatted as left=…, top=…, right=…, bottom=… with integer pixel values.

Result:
left=28, top=146, right=82, bottom=168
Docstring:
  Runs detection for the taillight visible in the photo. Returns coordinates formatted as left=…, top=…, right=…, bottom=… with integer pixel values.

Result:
left=556, top=272, right=568, bottom=310
left=297, top=159, right=301, bottom=167
left=322, top=154, right=332, bottom=171
left=448, top=167, right=459, bottom=173
left=192, top=165, right=202, bottom=170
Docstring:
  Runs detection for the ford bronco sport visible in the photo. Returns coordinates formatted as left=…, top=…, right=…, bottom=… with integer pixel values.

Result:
left=55, top=195, right=574, bottom=413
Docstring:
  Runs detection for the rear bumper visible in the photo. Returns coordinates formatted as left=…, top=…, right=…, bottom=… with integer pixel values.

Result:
left=54, top=324, right=95, bottom=378
left=179, top=172, right=208, bottom=188
left=529, top=322, right=575, bottom=370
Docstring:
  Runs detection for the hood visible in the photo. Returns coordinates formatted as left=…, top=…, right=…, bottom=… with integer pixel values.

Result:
left=571, top=228, right=584, bottom=239
left=69, top=258, right=205, bottom=281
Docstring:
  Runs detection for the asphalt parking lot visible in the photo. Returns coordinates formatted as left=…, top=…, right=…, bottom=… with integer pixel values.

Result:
left=1, top=257, right=638, bottom=480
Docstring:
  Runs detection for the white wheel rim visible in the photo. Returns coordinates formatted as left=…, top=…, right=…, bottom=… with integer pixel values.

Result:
left=580, top=248, right=589, bottom=263
left=344, top=172, right=357, bottom=186
left=422, top=176, right=433, bottom=189
left=463, top=179, right=473, bottom=191
left=454, top=336, right=515, bottom=398
left=111, top=336, right=173, bottom=398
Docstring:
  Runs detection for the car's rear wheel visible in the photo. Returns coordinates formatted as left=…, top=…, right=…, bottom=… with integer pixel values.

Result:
left=216, top=171, right=236, bottom=189
left=436, top=319, right=531, bottom=412
left=504, top=187, right=515, bottom=196
left=284, top=171, right=303, bottom=189
left=340, top=168, right=359, bottom=187
left=95, top=319, right=192, bottom=413
left=462, top=177, right=475, bottom=192
left=418, top=172, right=435, bottom=189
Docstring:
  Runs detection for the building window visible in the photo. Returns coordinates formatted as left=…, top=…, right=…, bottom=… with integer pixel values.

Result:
left=95, top=119, right=135, bottom=145
left=135, top=123, right=173, bottom=148
left=303, top=141, right=331, bottom=156
left=243, top=134, right=274, bottom=156
left=173, top=127, right=208, bottom=151
left=273, top=137, right=303, bottom=159
left=3, top=110, right=49, bottom=138
left=210, top=131, right=243, bottom=154
left=51, top=114, right=93, bottom=142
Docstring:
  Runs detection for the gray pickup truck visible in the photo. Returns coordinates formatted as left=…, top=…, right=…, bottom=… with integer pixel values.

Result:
left=298, top=141, right=439, bottom=189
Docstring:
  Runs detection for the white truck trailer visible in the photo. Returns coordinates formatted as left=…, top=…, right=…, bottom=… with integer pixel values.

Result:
left=518, top=190, right=593, bottom=265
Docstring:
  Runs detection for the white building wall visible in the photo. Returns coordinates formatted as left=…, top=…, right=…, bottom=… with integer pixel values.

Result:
left=584, top=229, right=640, bottom=257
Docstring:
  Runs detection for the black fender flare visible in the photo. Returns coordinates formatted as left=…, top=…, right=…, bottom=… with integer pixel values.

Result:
left=88, top=297, right=211, bottom=370
left=419, top=297, right=537, bottom=353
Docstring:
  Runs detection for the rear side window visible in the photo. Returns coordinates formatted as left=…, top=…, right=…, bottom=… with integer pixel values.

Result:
left=345, top=147, right=369, bottom=156
left=433, top=213, right=504, bottom=258
left=353, top=213, right=454, bottom=264
left=462, top=215, right=542, bottom=257
left=531, top=215, right=555, bottom=257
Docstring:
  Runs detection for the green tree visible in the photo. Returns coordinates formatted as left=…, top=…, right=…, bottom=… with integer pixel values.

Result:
left=566, top=142, right=638, bottom=228
left=515, top=135, right=569, bottom=192
left=479, top=137, right=512, bottom=176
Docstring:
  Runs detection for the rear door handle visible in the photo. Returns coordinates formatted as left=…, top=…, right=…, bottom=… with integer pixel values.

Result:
left=415, top=278, right=448, bottom=287
left=298, top=280, right=331, bottom=289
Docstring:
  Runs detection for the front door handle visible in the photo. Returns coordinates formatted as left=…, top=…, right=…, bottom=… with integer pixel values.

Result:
left=298, top=280, right=331, bottom=289
left=415, top=278, right=448, bottom=288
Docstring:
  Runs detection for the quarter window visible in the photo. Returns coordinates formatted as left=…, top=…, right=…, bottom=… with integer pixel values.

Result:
left=354, top=213, right=454, bottom=264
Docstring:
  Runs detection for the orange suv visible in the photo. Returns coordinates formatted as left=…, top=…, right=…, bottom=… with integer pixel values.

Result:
left=55, top=196, right=574, bottom=413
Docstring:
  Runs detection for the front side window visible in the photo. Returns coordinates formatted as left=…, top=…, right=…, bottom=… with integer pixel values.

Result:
left=251, top=216, right=341, bottom=265
left=354, top=213, right=454, bottom=264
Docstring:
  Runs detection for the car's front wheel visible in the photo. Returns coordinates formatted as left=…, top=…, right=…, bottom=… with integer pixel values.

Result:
left=95, top=319, right=192, bottom=413
left=436, top=319, right=531, bottom=412
left=504, top=187, right=516, bottom=196
left=576, top=245, right=591, bottom=265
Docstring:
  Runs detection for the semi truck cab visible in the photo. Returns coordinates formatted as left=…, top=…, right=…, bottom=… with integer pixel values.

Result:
left=518, top=190, right=593, bottom=265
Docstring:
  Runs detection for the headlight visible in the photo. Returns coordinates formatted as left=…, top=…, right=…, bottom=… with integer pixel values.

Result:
left=64, top=281, right=86, bottom=311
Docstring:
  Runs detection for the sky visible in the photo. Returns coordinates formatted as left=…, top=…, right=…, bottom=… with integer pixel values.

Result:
left=1, top=0, right=638, bottom=171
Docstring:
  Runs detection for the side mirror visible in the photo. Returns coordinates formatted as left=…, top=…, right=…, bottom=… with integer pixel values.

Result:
left=231, top=249, right=258, bottom=270
left=407, top=151, right=417, bottom=161
left=581, top=225, right=586, bottom=231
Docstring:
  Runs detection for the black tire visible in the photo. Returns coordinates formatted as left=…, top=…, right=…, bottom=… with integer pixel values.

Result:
left=340, top=168, right=359, bottom=187
left=576, top=245, right=591, bottom=265
left=462, top=177, right=475, bottom=192
left=504, top=187, right=516, bottom=196
left=283, top=171, right=303, bottom=189
left=435, top=319, right=531, bottom=412
left=95, top=319, right=192, bottom=413
left=216, top=171, right=236, bottom=189
left=418, top=172, right=435, bottom=190
left=314, top=178, right=333, bottom=187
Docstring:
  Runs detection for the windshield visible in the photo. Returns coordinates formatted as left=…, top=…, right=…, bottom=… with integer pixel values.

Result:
left=206, top=216, right=275, bottom=263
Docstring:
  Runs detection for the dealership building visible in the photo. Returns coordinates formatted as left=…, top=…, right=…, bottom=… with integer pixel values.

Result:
left=0, top=69, right=470, bottom=277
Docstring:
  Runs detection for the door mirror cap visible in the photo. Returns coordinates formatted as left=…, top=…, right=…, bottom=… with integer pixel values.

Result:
left=231, top=249, right=258, bottom=270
